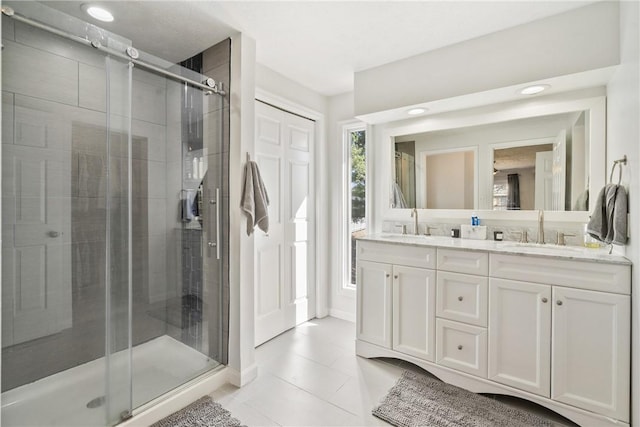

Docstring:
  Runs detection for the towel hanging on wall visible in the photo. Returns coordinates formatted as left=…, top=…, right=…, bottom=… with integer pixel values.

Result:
left=587, top=156, right=628, bottom=246
left=241, top=157, right=270, bottom=235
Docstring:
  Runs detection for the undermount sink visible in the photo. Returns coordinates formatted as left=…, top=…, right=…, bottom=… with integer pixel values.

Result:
left=499, top=242, right=587, bottom=253
left=380, top=233, right=452, bottom=241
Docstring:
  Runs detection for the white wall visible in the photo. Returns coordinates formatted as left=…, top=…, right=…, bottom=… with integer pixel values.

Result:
left=354, top=1, right=620, bottom=116
left=228, top=32, right=258, bottom=386
left=606, top=0, right=640, bottom=424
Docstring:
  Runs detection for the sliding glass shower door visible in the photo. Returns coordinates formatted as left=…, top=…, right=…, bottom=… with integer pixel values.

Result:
left=1, top=2, right=227, bottom=426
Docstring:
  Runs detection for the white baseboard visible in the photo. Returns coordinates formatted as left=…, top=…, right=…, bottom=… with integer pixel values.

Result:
left=329, top=308, right=355, bottom=323
left=227, top=363, right=258, bottom=387
left=122, top=367, right=229, bottom=427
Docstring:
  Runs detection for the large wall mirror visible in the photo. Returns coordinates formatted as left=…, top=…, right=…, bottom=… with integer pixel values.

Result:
left=387, top=93, right=605, bottom=216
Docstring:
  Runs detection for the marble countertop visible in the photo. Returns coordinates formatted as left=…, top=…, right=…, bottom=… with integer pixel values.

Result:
left=359, top=233, right=631, bottom=266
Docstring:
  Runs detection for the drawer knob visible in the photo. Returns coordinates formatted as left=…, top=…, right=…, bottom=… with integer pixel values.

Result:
left=557, top=300, right=563, bottom=306
left=541, top=297, right=548, bottom=303
left=457, top=345, right=463, bottom=350
left=458, top=296, right=464, bottom=301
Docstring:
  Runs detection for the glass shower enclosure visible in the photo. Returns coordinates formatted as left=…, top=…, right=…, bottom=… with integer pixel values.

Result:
left=1, top=2, right=228, bottom=426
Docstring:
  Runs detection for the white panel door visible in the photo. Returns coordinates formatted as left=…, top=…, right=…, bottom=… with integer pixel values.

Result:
left=488, top=278, right=551, bottom=397
left=534, top=151, right=553, bottom=210
left=551, top=129, right=567, bottom=210
left=392, top=265, right=436, bottom=361
left=2, top=101, right=73, bottom=346
left=552, top=287, right=630, bottom=422
left=254, top=101, right=315, bottom=346
left=356, top=260, right=392, bottom=348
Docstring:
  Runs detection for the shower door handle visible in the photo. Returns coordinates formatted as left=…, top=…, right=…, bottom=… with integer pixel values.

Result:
left=208, top=188, right=221, bottom=260
left=214, top=187, right=220, bottom=260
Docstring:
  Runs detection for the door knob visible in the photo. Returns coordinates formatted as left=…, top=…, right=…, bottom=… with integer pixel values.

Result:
left=48, top=231, right=61, bottom=238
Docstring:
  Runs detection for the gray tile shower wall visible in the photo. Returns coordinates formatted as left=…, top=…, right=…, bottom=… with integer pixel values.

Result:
left=1, top=18, right=172, bottom=390
left=202, top=39, right=231, bottom=365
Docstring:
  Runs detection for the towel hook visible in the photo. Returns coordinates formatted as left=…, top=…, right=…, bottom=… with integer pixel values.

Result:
left=609, top=155, right=627, bottom=185
left=246, top=152, right=251, bottom=162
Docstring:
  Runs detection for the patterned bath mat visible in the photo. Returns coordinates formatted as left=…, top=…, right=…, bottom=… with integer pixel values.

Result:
left=373, top=370, right=553, bottom=427
left=151, top=396, right=245, bottom=427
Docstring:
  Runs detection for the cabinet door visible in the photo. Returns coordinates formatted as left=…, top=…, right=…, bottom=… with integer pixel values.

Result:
left=356, top=260, right=392, bottom=348
left=392, top=265, right=436, bottom=361
left=552, top=287, right=630, bottom=422
left=488, top=278, right=551, bottom=397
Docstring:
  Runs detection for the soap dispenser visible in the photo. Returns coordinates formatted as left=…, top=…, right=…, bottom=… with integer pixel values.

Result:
left=471, top=212, right=479, bottom=226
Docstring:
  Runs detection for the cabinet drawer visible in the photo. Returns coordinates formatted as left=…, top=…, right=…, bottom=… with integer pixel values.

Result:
left=436, top=318, right=487, bottom=378
left=490, top=254, right=630, bottom=294
left=438, top=249, right=488, bottom=276
left=358, top=241, right=435, bottom=269
left=436, top=271, right=488, bottom=327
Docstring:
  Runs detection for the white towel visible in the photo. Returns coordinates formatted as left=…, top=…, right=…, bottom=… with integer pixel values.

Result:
left=241, top=160, right=270, bottom=235
left=587, top=184, right=627, bottom=245
left=392, top=182, right=407, bottom=209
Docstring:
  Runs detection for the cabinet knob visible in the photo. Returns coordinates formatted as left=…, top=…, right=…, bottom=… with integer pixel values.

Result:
left=394, top=275, right=398, bottom=279
left=541, top=297, right=548, bottom=303
left=556, top=300, right=563, bottom=306
left=386, top=273, right=390, bottom=278
left=457, top=345, right=463, bottom=350
left=458, top=296, right=464, bottom=301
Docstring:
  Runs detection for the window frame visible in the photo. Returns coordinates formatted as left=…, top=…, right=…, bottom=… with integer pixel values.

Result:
left=341, top=122, right=367, bottom=293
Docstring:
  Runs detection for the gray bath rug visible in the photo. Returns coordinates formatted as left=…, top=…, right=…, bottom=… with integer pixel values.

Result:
left=151, top=396, right=245, bottom=427
left=373, top=370, right=553, bottom=427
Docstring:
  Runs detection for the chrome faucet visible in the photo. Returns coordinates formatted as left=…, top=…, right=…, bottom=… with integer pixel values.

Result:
left=411, top=208, right=419, bottom=235
left=536, top=210, right=545, bottom=244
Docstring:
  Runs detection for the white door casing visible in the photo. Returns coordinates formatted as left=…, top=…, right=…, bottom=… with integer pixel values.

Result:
left=254, top=101, right=316, bottom=346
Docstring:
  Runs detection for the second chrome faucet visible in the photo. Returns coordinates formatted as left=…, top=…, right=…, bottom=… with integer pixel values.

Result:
left=411, top=208, right=419, bottom=235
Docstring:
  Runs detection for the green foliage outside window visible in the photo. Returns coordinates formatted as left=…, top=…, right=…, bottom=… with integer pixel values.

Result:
left=351, top=130, right=366, bottom=223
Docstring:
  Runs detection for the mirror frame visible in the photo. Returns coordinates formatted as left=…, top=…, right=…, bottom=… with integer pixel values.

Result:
left=380, top=92, right=606, bottom=224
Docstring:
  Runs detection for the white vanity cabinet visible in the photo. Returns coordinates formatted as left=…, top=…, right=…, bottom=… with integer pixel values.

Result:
left=356, top=241, right=436, bottom=351
left=356, top=237, right=632, bottom=427
left=356, top=260, right=392, bottom=348
left=489, top=254, right=631, bottom=423
left=488, top=278, right=551, bottom=397
left=392, top=265, right=436, bottom=360
left=552, top=286, right=630, bottom=421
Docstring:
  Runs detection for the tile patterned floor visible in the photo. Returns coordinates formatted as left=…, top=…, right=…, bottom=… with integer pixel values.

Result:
left=210, top=316, right=577, bottom=426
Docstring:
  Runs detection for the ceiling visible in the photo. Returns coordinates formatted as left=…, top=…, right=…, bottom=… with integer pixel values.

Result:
left=41, top=1, right=596, bottom=96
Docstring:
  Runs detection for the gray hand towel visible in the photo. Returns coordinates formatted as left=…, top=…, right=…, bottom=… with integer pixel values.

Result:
left=587, top=184, right=627, bottom=245
left=241, top=160, right=270, bottom=235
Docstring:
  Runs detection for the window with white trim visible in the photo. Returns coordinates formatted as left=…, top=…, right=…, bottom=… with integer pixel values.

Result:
left=343, top=125, right=366, bottom=289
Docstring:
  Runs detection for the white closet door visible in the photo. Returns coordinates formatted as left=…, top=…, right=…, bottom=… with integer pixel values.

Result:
left=2, top=102, right=73, bottom=346
left=254, top=101, right=315, bottom=346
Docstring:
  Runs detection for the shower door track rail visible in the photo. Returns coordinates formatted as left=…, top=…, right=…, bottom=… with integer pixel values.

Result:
left=1, top=6, right=226, bottom=97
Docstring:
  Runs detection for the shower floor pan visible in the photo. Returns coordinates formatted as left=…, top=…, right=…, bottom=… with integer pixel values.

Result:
left=1, top=335, right=218, bottom=427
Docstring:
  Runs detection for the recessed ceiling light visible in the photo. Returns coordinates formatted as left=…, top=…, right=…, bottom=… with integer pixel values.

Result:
left=519, top=84, right=550, bottom=95
left=82, top=4, right=114, bottom=22
left=407, top=108, right=427, bottom=115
